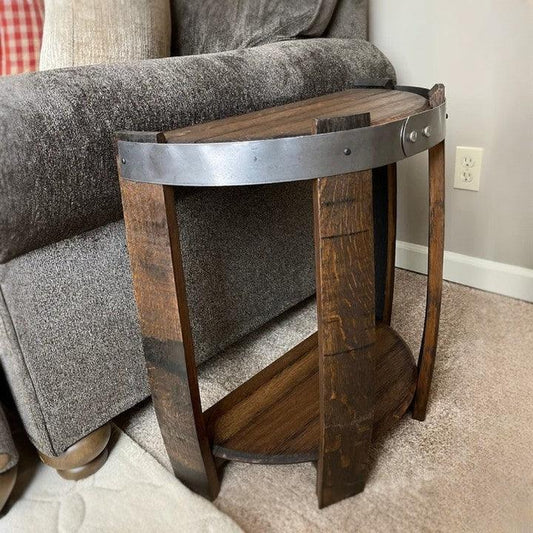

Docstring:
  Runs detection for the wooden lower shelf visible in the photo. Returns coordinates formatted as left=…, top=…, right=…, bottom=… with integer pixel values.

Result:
left=204, top=323, right=416, bottom=464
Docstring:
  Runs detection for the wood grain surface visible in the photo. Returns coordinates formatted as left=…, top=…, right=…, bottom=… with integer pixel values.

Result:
left=118, top=132, right=220, bottom=499
left=412, top=139, right=445, bottom=421
left=204, top=324, right=416, bottom=464
left=312, top=113, right=375, bottom=508
left=163, top=89, right=429, bottom=143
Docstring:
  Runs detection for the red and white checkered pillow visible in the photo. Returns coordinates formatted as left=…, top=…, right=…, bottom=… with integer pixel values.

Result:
left=0, top=0, right=44, bottom=75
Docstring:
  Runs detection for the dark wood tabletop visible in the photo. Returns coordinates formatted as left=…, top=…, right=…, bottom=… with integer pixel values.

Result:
left=164, top=88, right=429, bottom=143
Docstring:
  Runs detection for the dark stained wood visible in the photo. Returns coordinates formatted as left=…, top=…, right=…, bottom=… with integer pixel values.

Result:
left=118, top=137, right=220, bottom=499
left=204, top=324, right=416, bottom=463
left=373, top=326, right=417, bottom=435
left=163, top=88, right=429, bottom=143
left=382, top=163, right=398, bottom=325
left=312, top=113, right=376, bottom=508
left=205, top=335, right=319, bottom=464
left=119, top=87, right=445, bottom=508
left=412, top=140, right=445, bottom=421
left=429, top=83, right=446, bottom=109
left=313, top=112, right=371, bottom=134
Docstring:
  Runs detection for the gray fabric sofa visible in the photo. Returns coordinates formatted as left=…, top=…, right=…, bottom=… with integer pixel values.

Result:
left=0, top=0, right=396, bottom=459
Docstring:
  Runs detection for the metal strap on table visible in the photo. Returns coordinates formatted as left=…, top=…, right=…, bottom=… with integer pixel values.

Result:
left=117, top=85, right=446, bottom=187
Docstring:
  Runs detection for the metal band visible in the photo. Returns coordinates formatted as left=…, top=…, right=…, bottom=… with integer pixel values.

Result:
left=395, top=85, right=431, bottom=98
left=118, top=86, right=446, bottom=187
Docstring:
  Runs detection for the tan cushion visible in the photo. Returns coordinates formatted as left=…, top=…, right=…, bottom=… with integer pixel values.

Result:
left=39, top=0, right=171, bottom=70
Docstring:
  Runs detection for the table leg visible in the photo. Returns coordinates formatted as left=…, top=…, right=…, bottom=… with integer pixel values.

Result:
left=382, top=163, right=398, bottom=325
left=119, top=175, right=220, bottom=500
left=314, top=170, right=376, bottom=508
left=412, top=140, right=445, bottom=420
left=313, top=112, right=376, bottom=508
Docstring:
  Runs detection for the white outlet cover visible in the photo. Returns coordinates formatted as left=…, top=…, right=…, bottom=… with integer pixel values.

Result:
left=454, top=146, right=483, bottom=191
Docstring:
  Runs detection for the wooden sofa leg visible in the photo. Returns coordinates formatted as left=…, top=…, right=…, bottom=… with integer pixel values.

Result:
left=0, top=464, right=17, bottom=513
left=38, top=423, right=111, bottom=481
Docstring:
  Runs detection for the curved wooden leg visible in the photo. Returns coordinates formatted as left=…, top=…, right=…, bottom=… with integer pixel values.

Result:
left=382, top=163, right=397, bottom=326
left=314, top=114, right=376, bottom=509
left=38, top=423, right=111, bottom=481
left=119, top=162, right=220, bottom=501
left=0, top=465, right=17, bottom=513
left=412, top=141, right=445, bottom=421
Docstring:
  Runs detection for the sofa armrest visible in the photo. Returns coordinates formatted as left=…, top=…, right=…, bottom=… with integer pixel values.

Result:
left=0, top=38, right=394, bottom=262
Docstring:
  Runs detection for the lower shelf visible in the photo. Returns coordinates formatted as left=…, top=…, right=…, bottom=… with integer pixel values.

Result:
left=204, top=323, right=417, bottom=464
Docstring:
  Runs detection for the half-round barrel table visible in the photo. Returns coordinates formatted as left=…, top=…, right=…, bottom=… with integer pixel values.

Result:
left=117, top=81, right=446, bottom=509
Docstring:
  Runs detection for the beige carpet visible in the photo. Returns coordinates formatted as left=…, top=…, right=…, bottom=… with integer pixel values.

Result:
left=0, top=426, right=242, bottom=532
left=121, top=269, right=533, bottom=532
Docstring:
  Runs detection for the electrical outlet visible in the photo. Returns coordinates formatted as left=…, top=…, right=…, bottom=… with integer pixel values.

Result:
left=454, top=147, right=483, bottom=191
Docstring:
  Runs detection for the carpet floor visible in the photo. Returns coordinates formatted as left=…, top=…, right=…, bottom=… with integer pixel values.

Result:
left=120, top=269, right=533, bottom=532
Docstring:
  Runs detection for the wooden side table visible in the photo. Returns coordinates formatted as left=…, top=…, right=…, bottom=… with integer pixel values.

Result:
left=116, top=81, right=446, bottom=508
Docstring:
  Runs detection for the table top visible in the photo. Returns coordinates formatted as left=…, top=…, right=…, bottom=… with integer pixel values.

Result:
left=163, top=88, right=429, bottom=143
left=118, top=85, right=445, bottom=187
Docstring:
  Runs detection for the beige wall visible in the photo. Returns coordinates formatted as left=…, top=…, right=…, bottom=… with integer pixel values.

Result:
left=369, top=0, right=533, bottom=269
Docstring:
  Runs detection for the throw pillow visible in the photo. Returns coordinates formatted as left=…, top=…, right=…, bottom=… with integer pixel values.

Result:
left=170, top=0, right=338, bottom=56
left=0, top=0, right=44, bottom=75
left=39, top=0, right=171, bottom=70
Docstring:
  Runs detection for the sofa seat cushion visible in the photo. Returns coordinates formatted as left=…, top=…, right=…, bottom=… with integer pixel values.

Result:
left=170, top=0, right=338, bottom=56
left=0, top=38, right=394, bottom=263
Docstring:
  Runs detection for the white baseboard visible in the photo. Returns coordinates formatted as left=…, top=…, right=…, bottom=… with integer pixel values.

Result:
left=395, top=241, right=533, bottom=303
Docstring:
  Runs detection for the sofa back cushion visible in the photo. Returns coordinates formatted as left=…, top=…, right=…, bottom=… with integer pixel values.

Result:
left=326, top=0, right=368, bottom=40
left=170, top=0, right=339, bottom=56
left=39, top=0, right=171, bottom=70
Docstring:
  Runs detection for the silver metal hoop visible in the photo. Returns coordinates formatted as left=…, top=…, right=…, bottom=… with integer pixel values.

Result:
left=117, top=85, right=446, bottom=187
